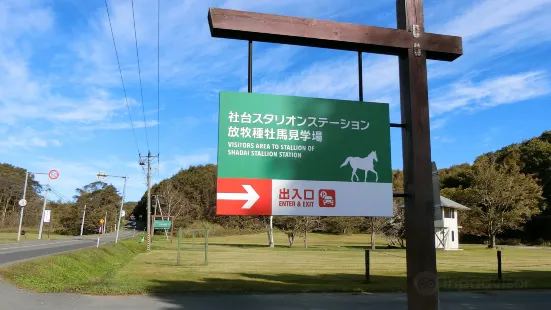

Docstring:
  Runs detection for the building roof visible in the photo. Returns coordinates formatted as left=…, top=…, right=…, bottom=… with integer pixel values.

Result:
left=399, top=196, right=470, bottom=211
left=439, top=196, right=470, bottom=210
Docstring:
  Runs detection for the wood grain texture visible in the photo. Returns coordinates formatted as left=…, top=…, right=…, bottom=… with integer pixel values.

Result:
left=208, top=8, right=462, bottom=61
left=397, top=0, right=440, bottom=309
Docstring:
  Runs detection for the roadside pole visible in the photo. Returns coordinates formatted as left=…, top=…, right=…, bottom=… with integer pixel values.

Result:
left=17, top=171, right=29, bottom=242
left=115, top=176, right=128, bottom=244
left=97, top=219, right=104, bottom=248
left=48, top=212, right=51, bottom=239
left=96, top=171, right=128, bottom=239
left=38, top=184, right=50, bottom=240
left=80, top=204, right=87, bottom=236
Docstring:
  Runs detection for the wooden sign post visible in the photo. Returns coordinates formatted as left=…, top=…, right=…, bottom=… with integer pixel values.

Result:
left=207, top=1, right=463, bottom=309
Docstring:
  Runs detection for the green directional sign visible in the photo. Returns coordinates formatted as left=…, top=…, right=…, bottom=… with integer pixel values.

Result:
left=154, top=220, right=171, bottom=229
left=216, top=91, right=393, bottom=217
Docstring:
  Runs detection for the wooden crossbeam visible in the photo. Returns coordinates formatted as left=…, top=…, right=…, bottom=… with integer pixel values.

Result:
left=208, top=8, right=462, bottom=61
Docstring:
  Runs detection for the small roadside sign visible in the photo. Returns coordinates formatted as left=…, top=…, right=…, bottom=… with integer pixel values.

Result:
left=48, top=170, right=59, bottom=180
left=44, top=210, right=51, bottom=223
left=100, top=219, right=104, bottom=224
left=153, top=220, right=171, bottom=229
left=18, top=199, right=27, bottom=207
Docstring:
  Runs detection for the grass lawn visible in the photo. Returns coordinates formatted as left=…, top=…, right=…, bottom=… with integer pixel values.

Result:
left=0, top=227, right=69, bottom=244
left=1, top=232, right=550, bottom=294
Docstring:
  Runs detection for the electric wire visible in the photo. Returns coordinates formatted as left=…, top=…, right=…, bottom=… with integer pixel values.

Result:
left=157, top=0, right=161, bottom=174
left=131, top=0, right=150, bottom=152
left=104, top=0, right=141, bottom=158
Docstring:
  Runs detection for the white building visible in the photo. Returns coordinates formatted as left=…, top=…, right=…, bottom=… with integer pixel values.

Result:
left=400, top=195, right=470, bottom=250
left=434, top=196, right=470, bottom=250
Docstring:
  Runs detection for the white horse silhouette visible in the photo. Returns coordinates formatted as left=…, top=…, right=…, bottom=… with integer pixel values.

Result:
left=340, top=151, right=379, bottom=182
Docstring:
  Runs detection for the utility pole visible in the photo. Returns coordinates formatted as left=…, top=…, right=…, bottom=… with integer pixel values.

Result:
left=104, top=211, right=107, bottom=234
left=115, top=176, right=127, bottom=244
left=17, top=172, right=29, bottom=242
left=140, top=151, right=158, bottom=252
left=18, top=171, right=48, bottom=241
left=38, top=184, right=50, bottom=240
left=80, top=204, right=87, bottom=236
left=146, top=152, right=152, bottom=251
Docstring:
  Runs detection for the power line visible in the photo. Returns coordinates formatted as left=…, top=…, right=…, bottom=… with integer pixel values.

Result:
left=157, top=0, right=161, bottom=174
left=131, top=0, right=150, bottom=152
left=104, top=0, right=141, bottom=157
left=47, top=187, right=72, bottom=204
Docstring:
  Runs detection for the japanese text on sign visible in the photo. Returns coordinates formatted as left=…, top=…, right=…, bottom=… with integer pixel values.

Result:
left=229, top=112, right=370, bottom=130
left=228, top=127, right=323, bottom=142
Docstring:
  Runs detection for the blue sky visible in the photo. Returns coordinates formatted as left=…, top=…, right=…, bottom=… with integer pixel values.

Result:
left=1, top=0, right=550, bottom=202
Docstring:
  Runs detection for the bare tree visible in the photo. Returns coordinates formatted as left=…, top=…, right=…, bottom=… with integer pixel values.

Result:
left=260, top=216, right=275, bottom=247
left=366, top=217, right=385, bottom=250
left=274, top=216, right=322, bottom=248
left=158, top=181, right=190, bottom=220
left=301, top=216, right=323, bottom=248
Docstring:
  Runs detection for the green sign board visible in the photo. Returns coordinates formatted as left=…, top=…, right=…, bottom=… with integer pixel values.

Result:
left=154, top=220, right=171, bottom=229
left=216, top=91, right=393, bottom=217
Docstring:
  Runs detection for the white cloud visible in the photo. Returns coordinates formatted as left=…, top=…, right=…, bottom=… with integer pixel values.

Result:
left=0, top=1, right=146, bottom=148
left=0, top=0, right=54, bottom=41
left=433, top=136, right=455, bottom=144
left=0, top=127, right=63, bottom=150
left=431, top=71, right=550, bottom=116
left=430, top=118, right=449, bottom=130
left=80, top=120, right=159, bottom=131
left=249, top=54, right=399, bottom=105
left=68, top=0, right=379, bottom=91
left=428, top=0, right=551, bottom=80
left=0, top=137, right=61, bottom=149
left=438, top=0, right=551, bottom=40
left=244, top=0, right=551, bottom=121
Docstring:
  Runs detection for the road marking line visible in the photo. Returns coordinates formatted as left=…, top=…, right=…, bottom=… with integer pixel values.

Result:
left=0, top=239, right=84, bottom=251
left=0, top=232, right=134, bottom=251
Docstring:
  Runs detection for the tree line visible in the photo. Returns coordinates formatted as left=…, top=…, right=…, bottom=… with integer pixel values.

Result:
left=0, top=163, right=126, bottom=236
left=1, top=130, right=549, bottom=246
left=131, top=130, right=550, bottom=248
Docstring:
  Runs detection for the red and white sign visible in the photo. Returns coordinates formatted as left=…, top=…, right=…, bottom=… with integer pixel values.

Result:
left=48, top=170, right=59, bottom=180
left=216, top=178, right=272, bottom=215
left=319, top=190, right=336, bottom=208
left=217, top=178, right=392, bottom=216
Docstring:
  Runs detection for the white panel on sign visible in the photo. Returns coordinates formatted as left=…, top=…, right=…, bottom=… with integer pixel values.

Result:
left=44, top=209, right=51, bottom=223
left=271, top=180, right=393, bottom=217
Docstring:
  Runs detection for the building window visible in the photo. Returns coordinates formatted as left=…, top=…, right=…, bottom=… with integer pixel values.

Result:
left=452, top=231, right=455, bottom=242
left=444, top=208, right=455, bottom=219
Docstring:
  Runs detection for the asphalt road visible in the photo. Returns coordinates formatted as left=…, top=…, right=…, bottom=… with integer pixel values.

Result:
left=0, top=230, right=136, bottom=266
left=0, top=285, right=549, bottom=310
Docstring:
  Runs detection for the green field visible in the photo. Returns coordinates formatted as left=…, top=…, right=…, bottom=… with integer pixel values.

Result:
left=1, top=232, right=550, bottom=294
left=0, top=227, right=68, bottom=244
